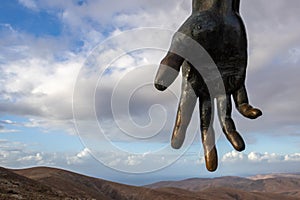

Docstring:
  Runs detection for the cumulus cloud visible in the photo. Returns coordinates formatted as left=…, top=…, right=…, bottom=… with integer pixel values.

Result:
left=222, top=151, right=246, bottom=162
left=67, top=148, right=92, bottom=165
left=38, top=0, right=190, bottom=28
left=1, top=138, right=300, bottom=183
left=0, top=128, right=19, bottom=134
left=0, top=0, right=189, bottom=139
left=0, top=140, right=90, bottom=168
left=1, top=0, right=300, bottom=179
left=219, top=150, right=300, bottom=176
left=0, top=138, right=191, bottom=174
left=0, top=140, right=49, bottom=167
left=222, top=151, right=300, bottom=163
left=284, top=153, right=300, bottom=162
left=18, top=0, right=38, bottom=11
left=247, top=152, right=283, bottom=162
left=0, top=120, right=19, bottom=133
left=18, top=153, right=43, bottom=163
left=1, top=0, right=299, bottom=138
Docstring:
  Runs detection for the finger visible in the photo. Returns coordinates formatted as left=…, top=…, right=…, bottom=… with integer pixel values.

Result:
left=155, top=34, right=185, bottom=91
left=154, top=53, right=184, bottom=91
left=171, top=62, right=198, bottom=149
left=217, top=94, right=245, bottom=151
left=233, top=86, right=262, bottom=119
left=200, top=96, right=218, bottom=172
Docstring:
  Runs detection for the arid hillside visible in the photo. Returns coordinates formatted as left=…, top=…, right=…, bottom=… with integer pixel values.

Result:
left=0, top=166, right=299, bottom=200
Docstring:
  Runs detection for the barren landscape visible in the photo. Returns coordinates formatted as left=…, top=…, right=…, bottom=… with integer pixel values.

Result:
left=0, top=166, right=300, bottom=200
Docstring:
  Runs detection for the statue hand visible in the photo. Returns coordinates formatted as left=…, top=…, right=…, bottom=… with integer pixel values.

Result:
left=154, top=0, right=262, bottom=172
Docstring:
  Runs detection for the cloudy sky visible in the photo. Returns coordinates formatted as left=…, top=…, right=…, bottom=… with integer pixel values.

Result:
left=0, top=0, right=300, bottom=185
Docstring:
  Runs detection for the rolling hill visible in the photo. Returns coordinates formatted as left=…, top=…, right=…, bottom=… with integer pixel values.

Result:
left=0, top=166, right=299, bottom=200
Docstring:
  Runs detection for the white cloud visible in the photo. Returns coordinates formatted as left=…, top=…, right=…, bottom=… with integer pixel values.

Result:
left=0, top=129, right=19, bottom=133
left=248, top=152, right=284, bottom=163
left=0, top=48, right=83, bottom=133
left=222, top=151, right=300, bottom=164
left=222, top=151, right=246, bottom=162
left=18, top=0, right=38, bottom=11
left=18, top=153, right=43, bottom=162
left=284, top=153, right=300, bottom=162
left=218, top=150, right=300, bottom=177
left=1, top=0, right=300, bottom=180
left=0, top=140, right=51, bottom=167
left=0, top=120, right=15, bottom=124
left=67, top=148, right=92, bottom=165
left=1, top=1, right=185, bottom=138
left=1, top=138, right=300, bottom=182
left=0, top=140, right=89, bottom=168
left=108, top=158, right=122, bottom=167
left=1, top=0, right=299, bottom=141
left=125, top=155, right=143, bottom=166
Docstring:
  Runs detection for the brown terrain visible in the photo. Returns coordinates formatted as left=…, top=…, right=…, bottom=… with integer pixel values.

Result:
left=0, top=166, right=299, bottom=200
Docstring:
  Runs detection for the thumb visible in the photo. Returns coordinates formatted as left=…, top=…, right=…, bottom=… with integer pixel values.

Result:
left=154, top=52, right=184, bottom=91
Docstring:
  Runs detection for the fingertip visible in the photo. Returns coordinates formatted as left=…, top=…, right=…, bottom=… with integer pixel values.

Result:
left=226, top=131, right=246, bottom=152
left=154, top=63, right=179, bottom=91
left=171, top=142, right=181, bottom=150
left=238, top=104, right=263, bottom=120
left=255, top=109, right=263, bottom=118
left=207, top=165, right=218, bottom=172
left=235, top=144, right=245, bottom=152
left=154, top=83, right=167, bottom=91
left=204, top=146, right=218, bottom=172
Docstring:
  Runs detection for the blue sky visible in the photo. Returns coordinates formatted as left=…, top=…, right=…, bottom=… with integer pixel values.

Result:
left=1, top=0, right=300, bottom=185
left=0, top=1, right=62, bottom=36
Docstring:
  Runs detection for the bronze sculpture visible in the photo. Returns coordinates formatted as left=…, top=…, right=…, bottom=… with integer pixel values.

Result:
left=155, top=0, right=262, bottom=171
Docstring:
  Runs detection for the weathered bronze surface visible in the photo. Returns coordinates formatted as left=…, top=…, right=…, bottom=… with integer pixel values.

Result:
left=155, top=0, right=262, bottom=171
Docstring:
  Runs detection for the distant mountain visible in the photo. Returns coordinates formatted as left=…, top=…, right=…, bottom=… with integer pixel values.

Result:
left=0, top=166, right=299, bottom=200
left=248, top=173, right=300, bottom=180
left=147, top=175, right=300, bottom=199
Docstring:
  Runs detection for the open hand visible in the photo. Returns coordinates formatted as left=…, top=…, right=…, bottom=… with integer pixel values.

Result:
left=154, top=0, right=262, bottom=171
